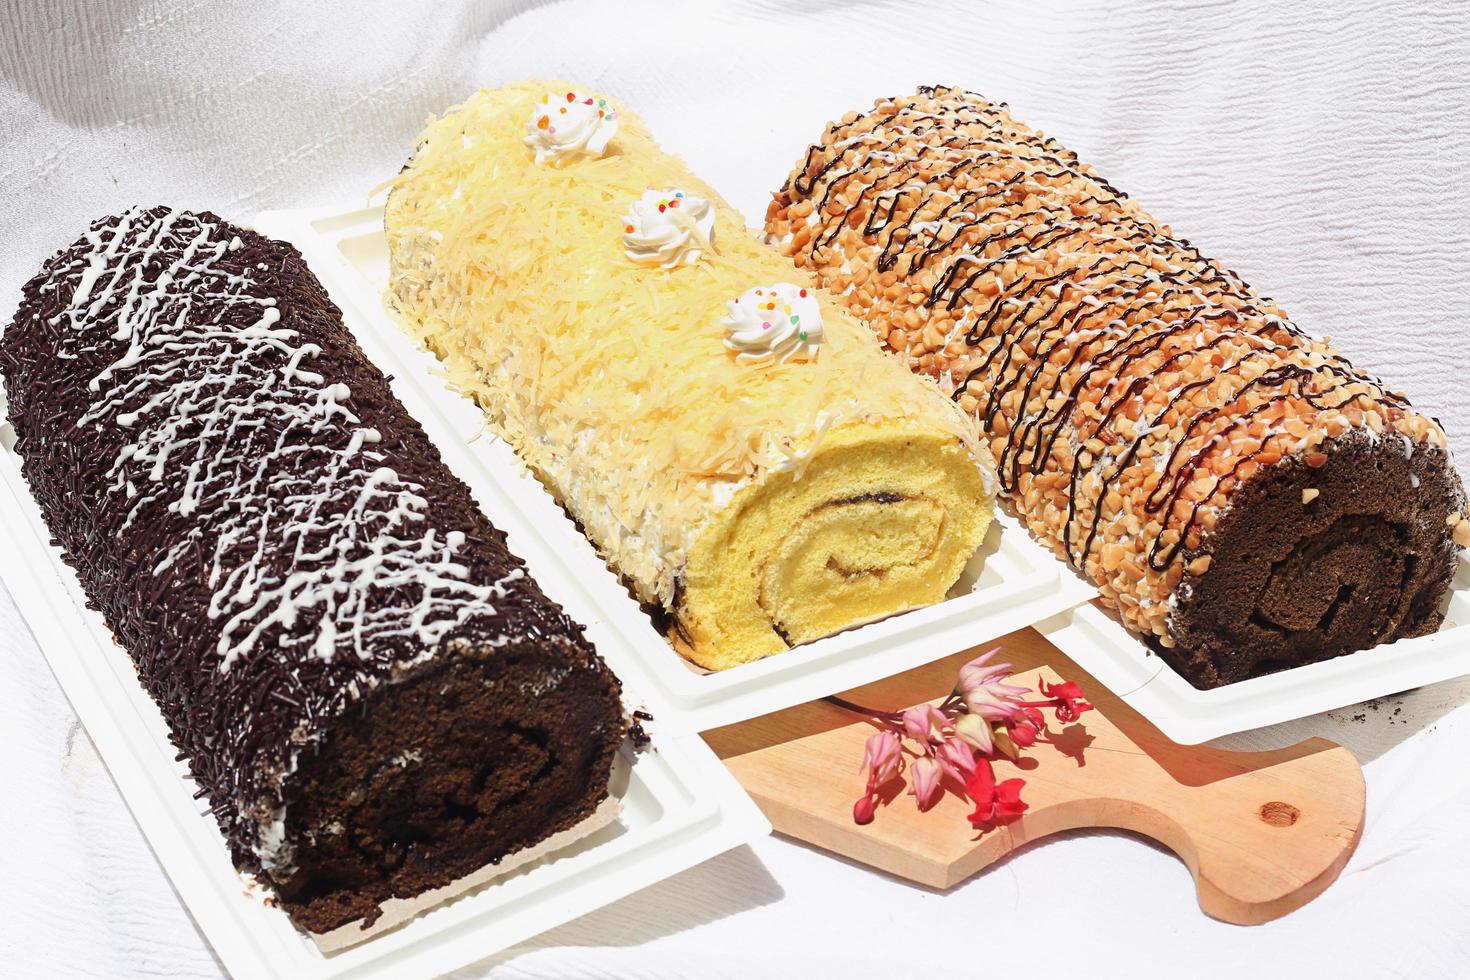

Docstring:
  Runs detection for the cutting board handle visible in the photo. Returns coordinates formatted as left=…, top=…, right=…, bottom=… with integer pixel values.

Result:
left=1005, top=734, right=1363, bottom=925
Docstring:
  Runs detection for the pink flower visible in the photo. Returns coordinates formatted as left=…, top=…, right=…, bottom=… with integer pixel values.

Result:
left=953, top=711, right=995, bottom=756
left=859, top=729, right=903, bottom=785
left=1039, top=678, right=1092, bottom=723
left=842, top=645, right=1092, bottom=828
left=956, top=648, right=1030, bottom=722
left=936, top=736, right=978, bottom=782
left=908, top=756, right=943, bottom=811
left=965, top=757, right=1029, bottom=828
left=901, top=703, right=948, bottom=743
left=852, top=729, right=904, bottom=825
left=957, top=647, right=1010, bottom=692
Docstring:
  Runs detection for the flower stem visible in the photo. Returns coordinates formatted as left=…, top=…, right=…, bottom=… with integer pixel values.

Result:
left=823, top=694, right=902, bottom=723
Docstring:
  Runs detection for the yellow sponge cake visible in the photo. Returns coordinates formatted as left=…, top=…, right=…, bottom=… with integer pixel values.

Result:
left=384, top=82, right=995, bottom=670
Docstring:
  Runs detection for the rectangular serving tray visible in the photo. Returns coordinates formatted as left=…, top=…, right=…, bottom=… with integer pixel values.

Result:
left=251, top=204, right=1098, bottom=733
left=0, top=355, right=768, bottom=978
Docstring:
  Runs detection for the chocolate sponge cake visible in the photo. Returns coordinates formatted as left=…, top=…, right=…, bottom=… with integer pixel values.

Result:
left=1, top=206, right=627, bottom=933
left=767, top=86, right=1469, bottom=687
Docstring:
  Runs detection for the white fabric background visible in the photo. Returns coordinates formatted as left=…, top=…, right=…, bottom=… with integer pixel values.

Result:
left=3, top=1, right=1470, bottom=977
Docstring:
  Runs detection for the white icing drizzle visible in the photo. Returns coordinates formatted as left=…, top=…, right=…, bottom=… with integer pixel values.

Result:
left=621, top=187, right=716, bottom=268
left=524, top=88, right=619, bottom=166
left=721, top=283, right=825, bottom=365
left=41, top=207, right=540, bottom=865
left=62, top=207, right=516, bottom=676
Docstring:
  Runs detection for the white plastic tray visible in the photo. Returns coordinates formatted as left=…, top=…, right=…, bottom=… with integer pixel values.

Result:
left=1036, top=560, right=1470, bottom=744
left=0, top=361, right=767, bottom=978
left=252, top=205, right=1097, bottom=732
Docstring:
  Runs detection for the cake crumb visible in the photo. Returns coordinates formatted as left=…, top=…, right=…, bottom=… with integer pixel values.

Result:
left=628, top=709, right=654, bottom=750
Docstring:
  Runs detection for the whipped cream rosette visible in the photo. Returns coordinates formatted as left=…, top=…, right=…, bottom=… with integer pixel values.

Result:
left=723, top=283, right=824, bottom=365
left=386, top=81, right=996, bottom=671
left=623, top=188, right=715, bottom=268
left=524, top=88, right=618, bottom=165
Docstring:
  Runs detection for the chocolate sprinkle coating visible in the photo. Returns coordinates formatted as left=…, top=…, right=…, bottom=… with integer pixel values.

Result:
left=1, top=207, right=626, bottom=929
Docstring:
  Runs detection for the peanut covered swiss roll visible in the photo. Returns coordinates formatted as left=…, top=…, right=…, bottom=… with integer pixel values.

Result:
left=385, top=83, right=995, bottom=672
left=768, top=85, right=1467, bottom=688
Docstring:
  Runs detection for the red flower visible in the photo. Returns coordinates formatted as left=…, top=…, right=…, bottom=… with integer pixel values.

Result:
left=1006, top=705, right=1045, bottom=748
left=853, top=795, right=877, bottom=825
left=1039, top=679, right=1092, bottom=723
left=965, top=757, right=1028, bottom=829
left=1006, top=719, right=1038, bottom=748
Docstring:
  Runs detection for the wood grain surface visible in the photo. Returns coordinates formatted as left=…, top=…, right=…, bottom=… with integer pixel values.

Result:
left=706, top=627, right=1365, bottom=924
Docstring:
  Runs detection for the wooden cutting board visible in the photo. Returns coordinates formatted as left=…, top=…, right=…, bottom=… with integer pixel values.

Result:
left=704, top=627, right=1365, bottom=925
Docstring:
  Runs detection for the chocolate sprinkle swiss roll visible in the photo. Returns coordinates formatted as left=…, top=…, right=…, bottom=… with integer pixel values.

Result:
left=1, top=207, right=626, bottom=932
left=768, top=87, right=1468, bottom=687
